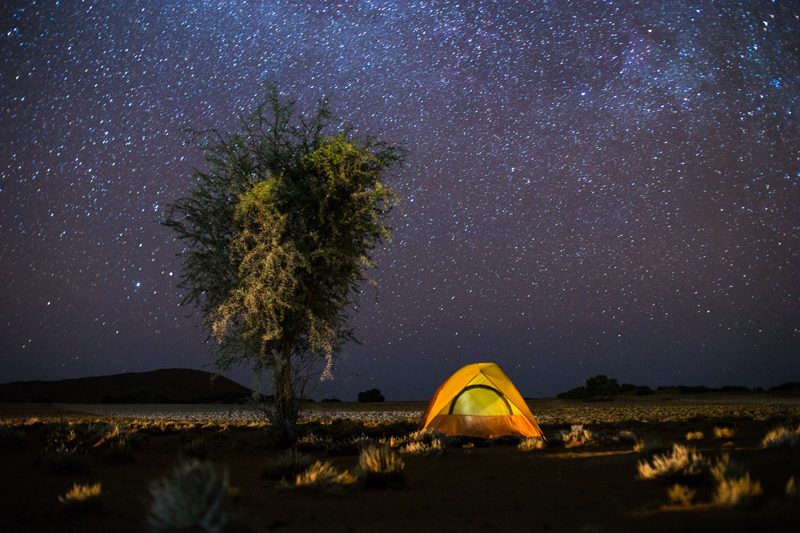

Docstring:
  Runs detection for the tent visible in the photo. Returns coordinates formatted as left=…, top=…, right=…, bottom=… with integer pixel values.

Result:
left=420, top=362, right=544, bottom=439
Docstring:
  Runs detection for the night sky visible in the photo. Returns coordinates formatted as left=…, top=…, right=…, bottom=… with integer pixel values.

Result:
left=1, top=1, right=799, bottom=400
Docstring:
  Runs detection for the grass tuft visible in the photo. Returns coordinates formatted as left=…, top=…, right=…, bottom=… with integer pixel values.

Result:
left=400, top=439, right=445, bottom=456
left=709, top=454, right=762, bottom=507
left=558, top=425, right=594, bottom=448
left=517, top=438, right=546, bottom=451
left=685, top=431, right=704, bottom=441
left=58, top=482, right=102, bottom=512
left=358, top=445, right=405, bottom=488
left=148, top=459, right=236, bottom=533
left=637, top=444, right=706, bottom=480
left=295, top=432, right=333, bottom=453
left=760, top=426, right=800, bottom=449
left=294, top=461, right=357, bottom=490
left=666, top=483, right=696, bottom=507
left=713, top=426, right=735, bottom=440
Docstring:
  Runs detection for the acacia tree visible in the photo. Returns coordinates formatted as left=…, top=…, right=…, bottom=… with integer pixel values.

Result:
left=165, top=86, right=403, bottom=439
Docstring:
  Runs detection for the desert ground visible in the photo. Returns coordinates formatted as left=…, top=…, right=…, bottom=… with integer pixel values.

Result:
left=1, top=394, right=799, bottom=532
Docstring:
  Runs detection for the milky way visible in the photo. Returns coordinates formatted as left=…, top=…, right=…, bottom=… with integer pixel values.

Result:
left=1, top=1, right=798, bottom=399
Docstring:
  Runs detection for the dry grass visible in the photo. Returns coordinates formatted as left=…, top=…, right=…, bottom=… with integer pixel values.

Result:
left=358, top=445, right=405, bottom=488
left=558, top=425, right=594, bottom=448
left=666, top=483, right=696, bottom=507
left=685, top=431, right=704, bottom=441
left=713, top=426, right=735, bottom=440
left=58, top=482, right=102, bottom=511
left=294, top=461, right=357, bottom=490
left=399, top=439, right=445, bottom=456
left=637, top=444, right=706, bottom=480
left=712, top=471, right=762, bottom=507
left=517, top=438, right=546, bottom=451
left=295, top=432, right=334, bottom=452
left=710, top=454, right=762, bottom=508
left=148, top=459, right=236, bottom=533
left=760, top=426, right=800, bottom=449
left=387, top=429, right=445, bottom=456
left=358, top=445, right=405, bottom=475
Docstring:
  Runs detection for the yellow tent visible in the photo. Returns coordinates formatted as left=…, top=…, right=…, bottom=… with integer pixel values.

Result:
left=420, top=362, right=544, bottom=439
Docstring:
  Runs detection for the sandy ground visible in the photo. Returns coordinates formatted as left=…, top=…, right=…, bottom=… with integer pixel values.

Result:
left=1, top=396, right=799, bottom=532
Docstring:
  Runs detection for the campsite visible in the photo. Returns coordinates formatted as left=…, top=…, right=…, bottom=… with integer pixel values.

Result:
left=2, top=369, right=799, bottom=532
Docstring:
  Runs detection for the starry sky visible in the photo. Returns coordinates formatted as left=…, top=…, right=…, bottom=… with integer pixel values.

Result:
left=1, top=1, right=799, bottom=400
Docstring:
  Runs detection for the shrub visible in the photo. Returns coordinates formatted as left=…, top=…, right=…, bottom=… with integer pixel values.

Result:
left=710, top=455, right=762, bottom=507
left=558, top=425, right=593, bottom=448
left=59, top=482, right=102, bottom=511
left=358, top=445, right=405, bottom=488
left=637, top=444, right=706, bottom=480
left=713, top=427, right=735, bottom=440
left=261, top=450, right=313, bottom=481
left=517, top=438, right=546, bottom=451
left=148, top=459, right=236, bottom=533
left=294, top=461, right=357, bottom=489
left=666, top=483, right=696, bottom=506
left=760, top=426, right=800, bottom=449
left=685, top=431, right=704, bottom=441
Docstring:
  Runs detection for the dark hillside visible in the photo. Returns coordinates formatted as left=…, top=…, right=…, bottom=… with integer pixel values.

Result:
left=0, top=368, right=251, bottom=403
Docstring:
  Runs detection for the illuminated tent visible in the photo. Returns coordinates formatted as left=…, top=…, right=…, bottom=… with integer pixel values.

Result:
left=420, top=362, right=544, bottom=439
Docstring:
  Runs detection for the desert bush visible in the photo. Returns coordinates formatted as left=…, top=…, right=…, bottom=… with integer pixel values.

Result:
left=666, top=483, right=696, bottom=506
left=148, top=459, right=236, bottom=533
left=713, top=426, right=735, bottom=440
left=558, top=425, right=593, bottom=448
left=786, top=476, right=797, bottom=502
left=517, top=438, right=546, bottom=451
left=637, top=444, right=706, bottom=480
left=0, top=427, right=27, bottom=448
left=358, top=445, right=405, bottom=488
left=59, top=482, right=102, bottom=512
left=294, top=461, right=357, bottom=490
left=261, top=450, right=313, bottom=481
left=760, top=426, right=800, bottom=449
left=685, top=431, right=704, bottom=441
left=710, top=455, right=762, bottom=507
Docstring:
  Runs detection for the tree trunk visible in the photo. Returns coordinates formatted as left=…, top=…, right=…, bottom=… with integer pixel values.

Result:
left=273, top=348, right=296, bottom=444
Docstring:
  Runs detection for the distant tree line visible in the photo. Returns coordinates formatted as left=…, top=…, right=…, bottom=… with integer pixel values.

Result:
left=557, top=376, right=800, bottom=401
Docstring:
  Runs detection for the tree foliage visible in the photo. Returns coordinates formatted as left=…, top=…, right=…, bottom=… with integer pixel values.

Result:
left=165, top=86, right=403, bottom=435
left=357, top=388, right=385, bottom=403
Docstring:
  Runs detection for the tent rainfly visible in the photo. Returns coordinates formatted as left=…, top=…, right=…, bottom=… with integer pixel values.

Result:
left=419, top=362, right=544, bottom=439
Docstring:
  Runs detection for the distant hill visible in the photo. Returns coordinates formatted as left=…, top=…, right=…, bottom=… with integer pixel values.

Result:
left=0, top=368, right=252, bottom=404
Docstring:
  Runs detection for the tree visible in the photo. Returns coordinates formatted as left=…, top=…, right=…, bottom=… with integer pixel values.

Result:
left=357, top=388, right=385, bottom=403
left=165, top=86, right=403, bottom=440
left=584, top=375, right=620, bottom=400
